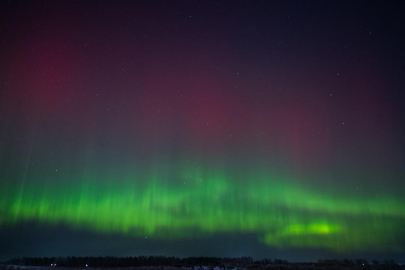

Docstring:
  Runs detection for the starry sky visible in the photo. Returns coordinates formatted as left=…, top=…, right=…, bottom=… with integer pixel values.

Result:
left=1, top=0, right=405, bottom=262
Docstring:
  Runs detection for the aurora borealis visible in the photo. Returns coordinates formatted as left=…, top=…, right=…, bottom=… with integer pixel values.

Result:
left=1, top=0, right=405, bottom=262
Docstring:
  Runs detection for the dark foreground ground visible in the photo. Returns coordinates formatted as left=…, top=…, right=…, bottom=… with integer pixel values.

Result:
left=1, top=264, right=405, bottom=270
left=1, top=257, right=404, bottom=270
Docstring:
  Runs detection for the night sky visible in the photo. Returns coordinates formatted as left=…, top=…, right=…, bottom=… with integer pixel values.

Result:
left=1, top=0, right=405, bottom=262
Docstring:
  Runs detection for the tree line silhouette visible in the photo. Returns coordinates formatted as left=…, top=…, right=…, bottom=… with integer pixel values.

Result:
left=3, top=256, right=402, bottom=270
left=5, top=256, right=253, bottom=267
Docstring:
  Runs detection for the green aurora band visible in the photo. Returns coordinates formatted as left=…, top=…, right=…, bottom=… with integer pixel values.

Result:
left=1, top=165, right=404, bottom=253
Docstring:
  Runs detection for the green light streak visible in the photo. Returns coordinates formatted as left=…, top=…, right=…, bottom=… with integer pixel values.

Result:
left=1, top=166, right=404, bottom=252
